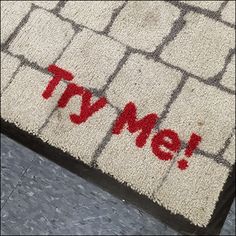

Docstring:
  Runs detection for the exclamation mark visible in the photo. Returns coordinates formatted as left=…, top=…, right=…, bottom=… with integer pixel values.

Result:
left=177, top=133, right=202, bottom=170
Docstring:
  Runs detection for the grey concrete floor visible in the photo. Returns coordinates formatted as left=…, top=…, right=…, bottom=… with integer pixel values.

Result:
left=1, top=133, right=235, bottom=235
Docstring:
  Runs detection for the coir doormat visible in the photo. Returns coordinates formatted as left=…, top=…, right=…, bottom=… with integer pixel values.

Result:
left=1, top=1, right=235, bottom=234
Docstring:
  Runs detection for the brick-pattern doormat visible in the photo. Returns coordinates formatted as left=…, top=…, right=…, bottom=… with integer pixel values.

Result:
left=1, top=1, right=235, bottom=234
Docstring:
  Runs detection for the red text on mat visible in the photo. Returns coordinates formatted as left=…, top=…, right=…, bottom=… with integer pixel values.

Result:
left=42, top=65, right=202, bottom=170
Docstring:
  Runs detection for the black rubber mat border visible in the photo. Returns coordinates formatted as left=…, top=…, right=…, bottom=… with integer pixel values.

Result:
left=1, top=118, right=235, bottom=235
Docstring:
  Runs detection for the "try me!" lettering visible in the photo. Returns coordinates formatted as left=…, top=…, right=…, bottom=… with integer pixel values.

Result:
left=42, top=65, right=202, bottom=170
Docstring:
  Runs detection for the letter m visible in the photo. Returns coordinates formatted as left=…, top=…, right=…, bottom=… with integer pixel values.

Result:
left=112, top=102, right=158, bottom=148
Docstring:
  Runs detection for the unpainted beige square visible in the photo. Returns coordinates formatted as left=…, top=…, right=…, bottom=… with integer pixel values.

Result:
left=223, top=134, right=235, bottom=165
left=39, top=95, right=117, bottom=164
left=60, top=1, right=124, bottom=31
left=1, top=66, right=66, bottom=134
left=160, top=12, right=235, bottom=79
left=180, top=1, right=223, bottom=11
left=9, top=9, right=74, bottom=67
left=221, top=1, right=235, bottom=25
left=160, top=78, right=235, bottom=154
left=31, top=1, right=58, bottom=10
left=1, top=1, right=31, bottom=43
left=97, top=129, right=174, bottom=199
left=1, top=52, right=21, bottom=93
left=57, top=29, right=125, bottom=90
left=109, top=1, right=180, bottom=52
left=106, top=54, right=182, bottom=117
left=221, top=54, right=235, bottom=91
left=155, top=152, right=229, bottom=226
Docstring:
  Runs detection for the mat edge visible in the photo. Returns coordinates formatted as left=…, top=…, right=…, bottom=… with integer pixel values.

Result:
left=1, top=118, right=235, bottom=235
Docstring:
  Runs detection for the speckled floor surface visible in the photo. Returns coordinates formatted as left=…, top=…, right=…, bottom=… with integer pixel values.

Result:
left=1, top=133, right=235, bottom=235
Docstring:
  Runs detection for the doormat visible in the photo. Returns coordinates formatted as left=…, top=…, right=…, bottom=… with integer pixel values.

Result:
left=1, top=1, right=235, bottom=234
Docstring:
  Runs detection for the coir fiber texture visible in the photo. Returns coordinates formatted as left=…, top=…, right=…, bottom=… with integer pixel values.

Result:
left=1, top=1, right=235, bottom=234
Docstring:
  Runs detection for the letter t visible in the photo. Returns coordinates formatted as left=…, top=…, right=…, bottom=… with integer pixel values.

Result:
left=42, top=65, right=74, bottom=99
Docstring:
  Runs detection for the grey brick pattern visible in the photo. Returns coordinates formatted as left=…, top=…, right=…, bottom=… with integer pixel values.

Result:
left=1, top=0, right=235, bottom=228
